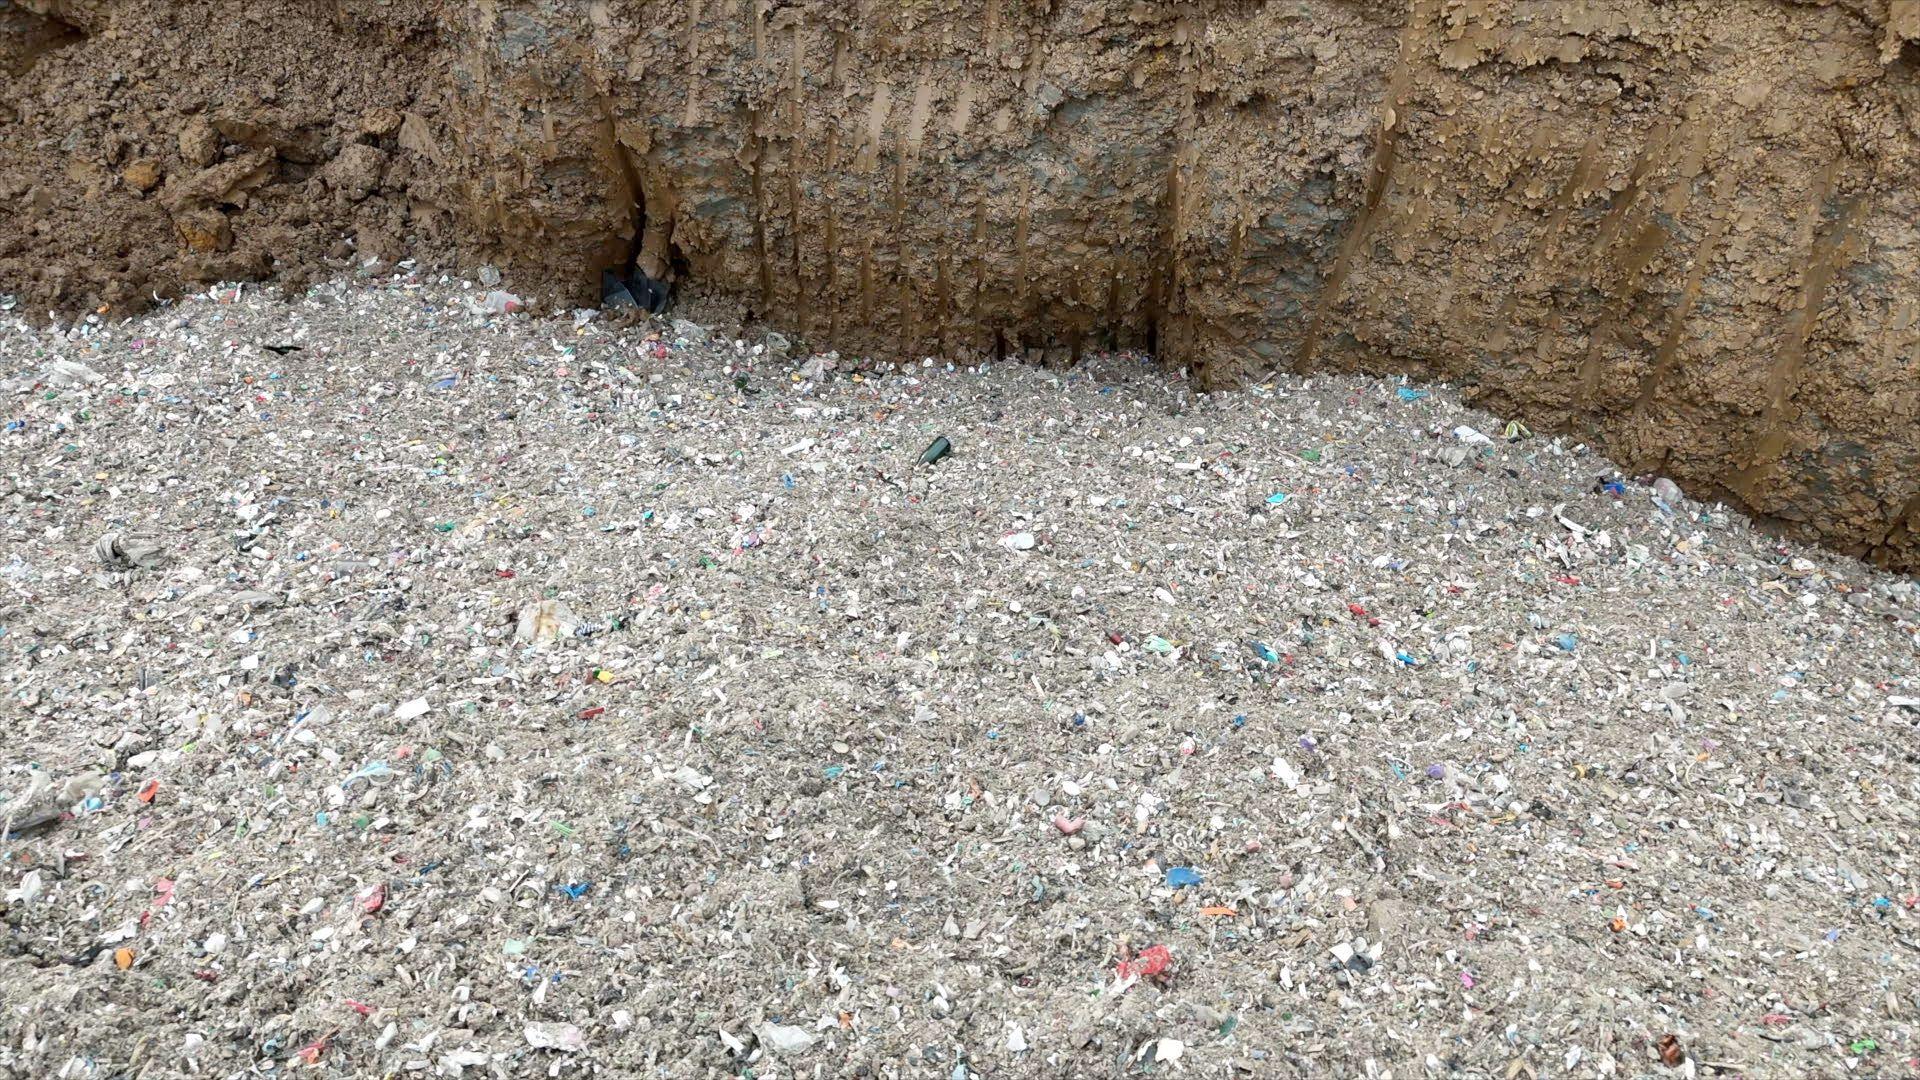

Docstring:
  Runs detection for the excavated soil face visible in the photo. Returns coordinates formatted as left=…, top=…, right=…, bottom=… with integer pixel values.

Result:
left=4, top=0, right=1919, bottom=569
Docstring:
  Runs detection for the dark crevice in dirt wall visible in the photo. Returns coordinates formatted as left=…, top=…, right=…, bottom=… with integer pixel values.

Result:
left=596, top=101, right=649, bottom=293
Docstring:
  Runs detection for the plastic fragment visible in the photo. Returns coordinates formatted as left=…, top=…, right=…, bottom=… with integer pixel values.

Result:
left=1114, top=944, right=1172, bottom=983
left=524, top=1022, right=586, bottom=1052
left=93, top=532, right=165, bottom=570
left=45, top=359, right=107, bottom=387
left=1136, top=1037, right=1185, bottom=1064
left=753, top=1022, right=816, bottom=1054
left=6, top=870, right=45, bottom=903
left=601, top=269, right=670, bottom=314
left=341, top=761, right=393, bottom=788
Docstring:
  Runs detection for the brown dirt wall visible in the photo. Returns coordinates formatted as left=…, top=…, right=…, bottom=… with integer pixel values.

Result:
left=3, top=0, right=1918, bottom=568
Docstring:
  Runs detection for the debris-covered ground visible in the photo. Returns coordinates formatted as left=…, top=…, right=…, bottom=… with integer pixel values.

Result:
left=2, top=273, right=1919, bottom=1079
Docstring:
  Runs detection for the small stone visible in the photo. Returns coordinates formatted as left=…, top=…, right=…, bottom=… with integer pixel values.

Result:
left=359, top=107, right=402, bottom=136
left=320, top=144, right=387, bottom=204
left=122, top=159, right=163, bottom=193
left=173, top=209, right=232, bottom=253
left=178, top=118, right=220, bottom=168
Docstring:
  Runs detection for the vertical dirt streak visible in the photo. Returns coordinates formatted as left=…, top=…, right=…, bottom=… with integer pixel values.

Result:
left=1736, top=164, right=1864, bottom=490
left=1297, top=0, right=1423, bottom=372
left=747, top=117, right=774, bottom=311
left=1633, top=211, right=1730, bottom=415
left=1485, top=134, right=1600, bottom=358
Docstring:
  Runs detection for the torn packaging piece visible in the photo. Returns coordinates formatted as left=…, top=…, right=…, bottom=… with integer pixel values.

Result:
left=523, top=1022, right=585, bottom=1052
left=94, top=532, right=165, bottom=570
left=515, top=600, right=580, bottom=644
left=752, top=1022, right=816, bottom=1054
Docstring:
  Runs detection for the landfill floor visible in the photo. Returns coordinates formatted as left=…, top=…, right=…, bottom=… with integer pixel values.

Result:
left=2, top=274, right=1919, bottom=1080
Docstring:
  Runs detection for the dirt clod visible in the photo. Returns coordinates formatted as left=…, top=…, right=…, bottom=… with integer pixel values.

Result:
left=171, top=208, right=231, bottom=253
left=120, top=159, right=162, bottom=193
left=176, top=117, right=219, bottom=170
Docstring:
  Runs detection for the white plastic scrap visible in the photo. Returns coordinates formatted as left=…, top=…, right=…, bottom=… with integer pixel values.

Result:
left=6, top=870, right=44, bottom=904
left=670, top=765, right=712, bottom=792
left=752, top=1022, right=816, bottom=1054
left=523, top=1022, right=585, bottom=1052
left=1135, top=1037, right=1185, bottom=1064
left=1272, top=756, right=1301, bottom=791
left=44, top=359, right=105, bottom=388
